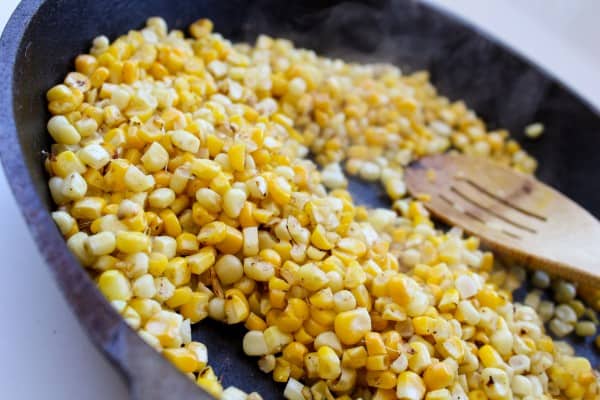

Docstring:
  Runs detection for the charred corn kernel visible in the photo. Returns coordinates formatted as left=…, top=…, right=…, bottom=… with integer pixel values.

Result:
left=481, top=368, right=510, bottom=399
left=224, top=289, right=250, bottom=324
left=334, top=308, right=371, bottom=345
left=47, top=18, right=591, bottom=400
left=98, top=270, right=131, bottom=301
left=116, top=231, right=150, bottom=253
left=396, top=371, right=426, bottom=400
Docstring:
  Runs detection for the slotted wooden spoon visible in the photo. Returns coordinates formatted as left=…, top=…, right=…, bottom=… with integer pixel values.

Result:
left=405, top=153, right=600, bottom=285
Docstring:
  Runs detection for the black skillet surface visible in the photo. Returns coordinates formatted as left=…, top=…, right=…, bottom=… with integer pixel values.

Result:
left=1, top=0, right=600, bottom=398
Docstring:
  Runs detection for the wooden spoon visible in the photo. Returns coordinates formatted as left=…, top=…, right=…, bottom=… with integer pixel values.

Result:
left=405, top=153, right=600, bottom=285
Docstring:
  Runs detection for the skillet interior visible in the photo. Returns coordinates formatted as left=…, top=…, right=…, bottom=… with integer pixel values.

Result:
left=1, top=0, right=600, bottom=397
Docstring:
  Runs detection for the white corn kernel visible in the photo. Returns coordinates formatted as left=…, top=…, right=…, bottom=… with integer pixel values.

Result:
left=222, top=387, right=248, bottom=400
left=124, top=165, right=155, bottom=192
left=283, top=378, right=305, bottom=400
left=243, top=330, right=269, bottom=356
left=243, top=227, right=259, bottom=257
left=51, top=210, right=76, bottom=235
left=49, top=176, right=68, bottom=205
left=61, top=172, right=87, bottom=200
left=148, top=188, right=176, bottom=209
left=170, top=130, right=200, bottom=153
left=152, top=236, right=177, bottom=259
left=133, top=274, right=157, bottom=299
left=79, top=143, right=110, bottom=169
left=86, top=231, right=116, bottom=256
left=67, top=231, right=94, bottom=266
left=141, top=142, right=169, bottom=173
left=223, top=188, right=247, bottom=218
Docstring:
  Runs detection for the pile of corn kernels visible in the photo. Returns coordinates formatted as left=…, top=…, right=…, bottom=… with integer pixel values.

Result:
left=46, top=17, right=599, bottom=400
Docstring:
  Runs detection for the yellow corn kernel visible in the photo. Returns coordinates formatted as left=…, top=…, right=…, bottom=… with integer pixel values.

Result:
left=97, top=270, right=131, bottom=301
left=71, top=197, right=105, bottom=220
left=52, top=150, right=86, bottom=178
left=283, top=341, right=308, bottom=366
left=317, top=346, right=341, bottom=380
left=224, top=289, right=250, bottom=324
left=197, top=367, right=223, bottom=398
left=245, top=312, right=267, bottom=331
left=163, top=347, right=198, bottom=373
left=148, top=252, right=168, bottom=276
left=423, top=361, right=455, bottom=391
left=176, top=232, right=199, bottom=255
left=163, top=286, right=193, bottom=308
left=187, top=246, right=216, bottom=275
left=215, top=225, right=243, bottom=254
left=116, top=231, right=150, bottom=253
left=164, top=257, right=191, bottom=287
left=310, top=225, right=334, bottom=251
left=478, top=345, right=504, bottom=369
left=387, top=275, right=410, bottom=306
left=197, top=221, right=228, bottom=245
left=159, top=209, right=182, bottom=237
left=367, top=371, right=397, bottom=390
left=365, top=332, right=387, bottom=356
left=367, top=354, right=390, bottom=371
left=396, top=371, right=426, bottom=400
left=334, top=308, right=371, bottom=345
left=228, top=142, right=246, bottom=172
left=180, top=292, right=210, bottom=323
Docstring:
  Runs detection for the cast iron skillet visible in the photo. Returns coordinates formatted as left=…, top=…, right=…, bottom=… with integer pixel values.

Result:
left=1, top=0, right=599, bottom=398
